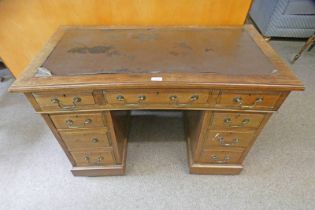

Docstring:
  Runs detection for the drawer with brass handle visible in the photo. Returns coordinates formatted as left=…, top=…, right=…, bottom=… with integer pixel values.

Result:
left=198, top=148, right=244, bottom=164
left=33, top=92, right=96, bottom=111
left=50, top=112, right=106, bottom=130
left=214, top=91, right=282, bottom=110
left=209, top=112, right=266, bottom=130
left=104, top=89, right=210, bottom=107
left=59, top=128, right=111, bottom=151
left=204, top=130, right=256, bottom=148
left=71, top=150, right=115, bottom=166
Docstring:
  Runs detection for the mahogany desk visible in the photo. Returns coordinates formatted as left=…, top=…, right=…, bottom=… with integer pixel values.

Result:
left=10, top=25, right=304, bottom=176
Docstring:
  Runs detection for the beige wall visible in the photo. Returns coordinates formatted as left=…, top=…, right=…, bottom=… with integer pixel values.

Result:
left=0, top=0, right=252, bottom=77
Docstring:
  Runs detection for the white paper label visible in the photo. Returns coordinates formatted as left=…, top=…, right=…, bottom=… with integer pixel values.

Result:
left=151, top=77, right=163, bottom=81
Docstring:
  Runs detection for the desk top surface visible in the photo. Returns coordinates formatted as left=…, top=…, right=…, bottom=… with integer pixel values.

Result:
left=42, top=27, right=274, bottom=76
left=11, top=25, right=304, bottom=92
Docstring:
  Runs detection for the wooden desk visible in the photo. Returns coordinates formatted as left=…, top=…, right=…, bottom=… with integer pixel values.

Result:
left=10, top=25, right=304, bottom=176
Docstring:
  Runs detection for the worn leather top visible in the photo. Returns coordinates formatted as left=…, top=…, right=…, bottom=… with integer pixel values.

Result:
left=42, top=28, right=275, bottom=76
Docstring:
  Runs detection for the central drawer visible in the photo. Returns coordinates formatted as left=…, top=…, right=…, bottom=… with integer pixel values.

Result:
left=104, top=89, right=210, bottom=107
left=50, top=112, right=107, bottom=130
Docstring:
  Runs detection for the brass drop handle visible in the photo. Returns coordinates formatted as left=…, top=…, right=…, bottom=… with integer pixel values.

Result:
left=190, top=95, right=199, bottom=102
left=73, top=96, right=82, bottom=105
left=116, top=94, right=149, bottom=106
left=170, top=95, right=200, bottom=106
left=116, top=95, right=147, bottom=106
left=214, top=133, right=240, bottom=146
left=91, top=138, right=99, bottom=143
left=223, top=118, right=250, bottom=128
left=169, top=95, right=178, bottom=103
left=65, top=118, right=92, bottom=128
left=138, top=95, right=146, bottom=103
left=84, top=119, right=92, bottom=125
left=97, top=156, right=104, bottom=163
left=65, top=119, right=77, bottom=128
left=84, top=156, right=90, bottom=162
left=116, top=95, right=125, bottom=101
left=233, top=96, right=263, bottom=109
left=211, top=154, right=230, bottom=163
left=51, top=96, right=82, bottom=110
left=51, top=98, right=60, bottom=104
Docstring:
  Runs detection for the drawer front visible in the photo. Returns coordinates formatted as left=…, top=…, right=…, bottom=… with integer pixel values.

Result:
left=215, top=91, right=281, bottom=110
left=210, top=112, right=266, bottom=130
left=204, top=130, right=255, bottom=148
left=33, top=92, right=96, bottom=111
left=105, top=90, right=210, bottom=107
left=50, top=112, right=106, bottom=129
left=199, top=149, right=244, bottom=164
left=59, top=129, right=111, bottom=151
left=71, top=150, right=115, bottom=166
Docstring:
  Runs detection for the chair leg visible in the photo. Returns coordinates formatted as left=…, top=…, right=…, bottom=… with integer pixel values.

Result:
left=263, top=36, right=271, bottom=42
left=291, top=33, right=315, bottom=63
left=308, top=43, right=315, bottom=52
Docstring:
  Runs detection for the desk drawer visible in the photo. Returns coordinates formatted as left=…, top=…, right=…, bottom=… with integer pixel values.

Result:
left=204, top=130, right=255, bottom=148
left=198, top=148, right=244, bottom=164
left=215, top=91, right=282, bottom=110
left=71, top=150, right=115, bottom=166
left=104, top=90, right=210, bottom=107
left=209, top=112, right=266, bottom=130
left=59, top=128, right=111, bottom=151
left=33, top=92, right=96, bottom=111
left=50, top=112, right=106, bottom=129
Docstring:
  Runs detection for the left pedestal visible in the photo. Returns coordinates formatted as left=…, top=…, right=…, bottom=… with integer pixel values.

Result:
left=41, top=109, right=130, bottom=176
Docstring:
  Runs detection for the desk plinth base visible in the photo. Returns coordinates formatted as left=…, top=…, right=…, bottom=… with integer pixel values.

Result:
left=188, top=162, right=243, bottom=175
left=71, top=164, right=125, bottom=176
left=187, top=137, right=243, bottom=175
